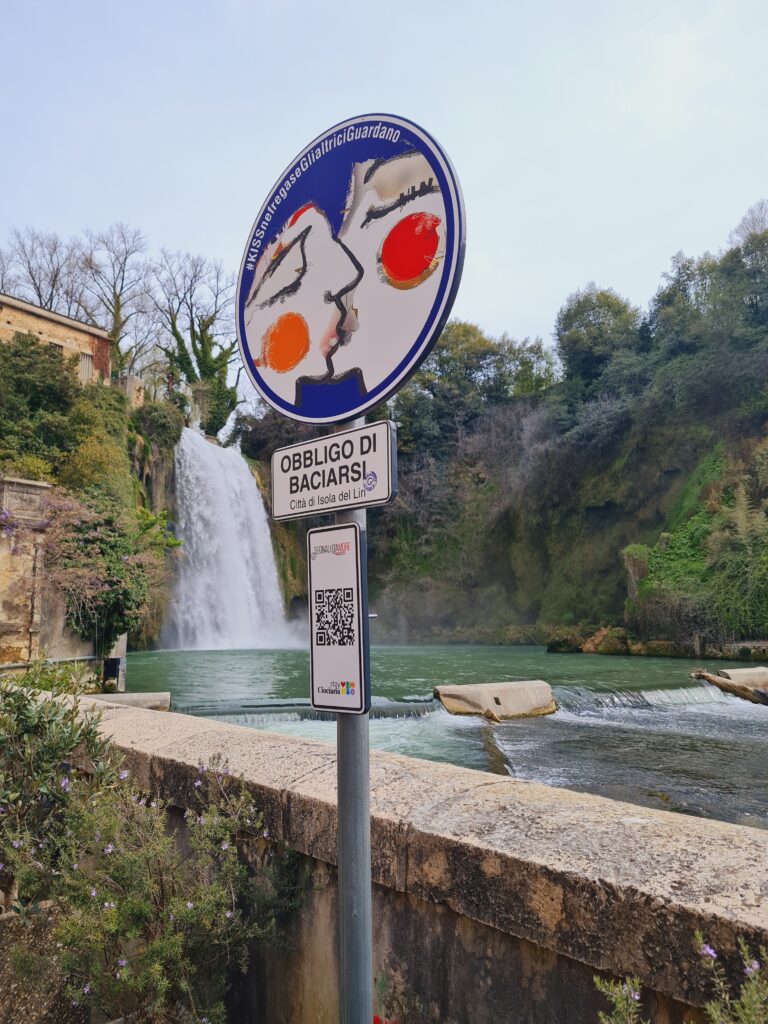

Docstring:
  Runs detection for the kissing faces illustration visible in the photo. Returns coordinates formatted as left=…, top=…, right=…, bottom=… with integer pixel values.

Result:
left=237, top=115, right=464, bottom=423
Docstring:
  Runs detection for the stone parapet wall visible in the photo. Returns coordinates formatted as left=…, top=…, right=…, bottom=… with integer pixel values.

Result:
left=89, top=698, right=768, bottom=1023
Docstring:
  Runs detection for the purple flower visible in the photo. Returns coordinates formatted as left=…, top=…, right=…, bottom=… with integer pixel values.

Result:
left=197, top=816, right=204, bottom=825
left=745, top=959, right=760, bottom=976
left=60, top=776, right=70, bottom=792
left=82, top=982, right=90, bottom=995
left=0, top=863, right=4, bottom=872
left=700, top=943, right=718, bottom=959
left=186, top=901, right=194, bottom=909
left=225, top=910, right=233, bottom=919
left=118, top=769, right=129, bottom=780
left=631, top=991, right=640, bottom=1001
left=11, top=840, right=20, bottom=849
left=193, top=779, right=202, bottom=789
left=118, top=958, right=127, bottom=967
left=71, top=863, right=78, bottom=871
left=220, top=841, right=229, bottom=851
left=103, top=843, right=115, bottom=855
left=262, top=829, right=270, bottom=839
left=90, top=887, right=97, bottom=897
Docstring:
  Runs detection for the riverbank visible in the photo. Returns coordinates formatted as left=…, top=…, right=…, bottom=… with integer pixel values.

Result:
left=366, top=614, right=768, bottom=661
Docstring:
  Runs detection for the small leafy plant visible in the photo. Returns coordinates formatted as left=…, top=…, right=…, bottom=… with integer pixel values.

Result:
left=694, top=932, right=768, bottom=1023
left=0, top=679, right=116, bottom=844
left=593, top=976, right=648, bottom=1024
left=7, top=757, right=304, bottom=1024
left=595, top=935, right=768, bottom=1024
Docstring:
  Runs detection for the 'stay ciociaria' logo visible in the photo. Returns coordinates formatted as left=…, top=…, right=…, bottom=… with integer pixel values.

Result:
left=236, top=114, right=465, bottom=424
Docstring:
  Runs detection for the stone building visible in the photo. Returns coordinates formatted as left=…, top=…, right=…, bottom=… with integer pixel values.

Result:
left=0, top=291, right=111, bottom=382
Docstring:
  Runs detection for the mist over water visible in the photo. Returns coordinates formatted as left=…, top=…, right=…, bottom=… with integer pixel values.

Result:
left=161, top=428, right=298, bottom=651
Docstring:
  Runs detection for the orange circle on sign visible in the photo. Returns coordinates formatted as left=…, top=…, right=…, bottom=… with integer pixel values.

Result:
left=261, top=313, right=310, bottom=372
left=380, top=212, right=441, bottom=289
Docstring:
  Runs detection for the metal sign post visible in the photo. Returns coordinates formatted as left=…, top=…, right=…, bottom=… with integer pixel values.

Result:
left=234, top=112, right=464, bottom=1023
left=335, top=418, right=372, bottom=1021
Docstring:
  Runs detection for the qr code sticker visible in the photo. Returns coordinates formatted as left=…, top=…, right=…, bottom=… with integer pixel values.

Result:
left=315, top=587, right=355, bottom=646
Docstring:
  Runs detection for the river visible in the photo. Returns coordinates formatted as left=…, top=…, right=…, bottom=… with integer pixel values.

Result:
left=127, top=645, right=768, bottom=829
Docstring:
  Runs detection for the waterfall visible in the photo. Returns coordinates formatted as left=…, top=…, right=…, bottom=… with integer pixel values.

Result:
left=162, top=428, right=297, bottom=650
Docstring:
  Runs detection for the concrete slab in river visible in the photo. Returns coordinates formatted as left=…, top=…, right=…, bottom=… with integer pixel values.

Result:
left=434, top=679, right=556, bottom=721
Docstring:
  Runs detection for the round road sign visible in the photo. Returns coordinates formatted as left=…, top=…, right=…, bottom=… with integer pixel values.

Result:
left=236, top=113, right=465, bottom=424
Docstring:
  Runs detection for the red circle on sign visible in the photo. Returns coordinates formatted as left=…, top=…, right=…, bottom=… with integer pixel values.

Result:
left=379, top=212, right=441, bottom=289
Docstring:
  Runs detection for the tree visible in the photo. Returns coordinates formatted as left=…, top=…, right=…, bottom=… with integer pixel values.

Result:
left=555, top=284, right=641, bottom=385
left=152, top=250, right=239, bottom=435
left=78, top=224, right=155, bottom=374
left=729, top=198, right=768, bottom=247
left=7, top=228, right=86, bottom=318
left=393, top=321, right=557, bottom=458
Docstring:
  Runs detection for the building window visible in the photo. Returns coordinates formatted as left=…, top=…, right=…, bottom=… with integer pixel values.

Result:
left=79, top=351, right=94, bottom=383
left=49, top=342, right=64, bottom=356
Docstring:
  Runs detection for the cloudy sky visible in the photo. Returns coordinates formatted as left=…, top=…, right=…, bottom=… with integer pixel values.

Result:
left=2, top=0, right=766, bottom=344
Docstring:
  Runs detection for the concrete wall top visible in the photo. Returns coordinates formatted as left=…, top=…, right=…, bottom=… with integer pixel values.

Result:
left=88, top=699, right=768, bottom=1007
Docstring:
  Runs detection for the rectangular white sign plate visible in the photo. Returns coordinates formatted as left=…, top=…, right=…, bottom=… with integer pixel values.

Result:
left=307, top=522, right=370, bottom=714
left=272, top=420, right=396, bottom=521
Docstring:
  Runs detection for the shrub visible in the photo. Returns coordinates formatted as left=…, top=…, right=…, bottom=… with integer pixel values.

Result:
left=59, top=435, right=134, bottom=506
left=0, top=452, right=54, bottom=481
left=0, top=681, right=117, bottom=848
left=594, top=975, right=647, bottom=1024
left=696, top=934, right=768, bottom=1023
left=595, top=937, right=768, bottom=1024
left=68, top=384, right=129, bottom=444
left=43, top=489, right=175, bottom=656
left=9, top=758, right=305, bottom=1024
left=132, top=400, right=185, bottom=452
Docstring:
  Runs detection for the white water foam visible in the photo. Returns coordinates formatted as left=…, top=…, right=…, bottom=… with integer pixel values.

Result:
left=162, top=428, right=299, bottom=650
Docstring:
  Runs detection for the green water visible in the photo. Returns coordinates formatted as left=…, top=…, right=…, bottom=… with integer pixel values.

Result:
left=127, top=645, right=768, bottom=828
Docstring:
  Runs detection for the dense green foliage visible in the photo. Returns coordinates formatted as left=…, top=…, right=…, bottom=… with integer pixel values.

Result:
left=0, top=678, right=116, bottom=847
left=0, top=333, right=177, bottom=652
left=131, top=399, right=185, bottom=452
left=43, top=491, right=177, bottom=656
left=360, top=230, right=768, bottom=642
left=1, top=684, right=304, bottom=1024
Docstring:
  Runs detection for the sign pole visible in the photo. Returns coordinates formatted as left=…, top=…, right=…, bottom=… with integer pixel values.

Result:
left=334, top=417, right=373, bottom=1024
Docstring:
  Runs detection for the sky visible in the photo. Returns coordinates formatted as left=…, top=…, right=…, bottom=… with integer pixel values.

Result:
left=2, top=0, right=767, bottom=345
